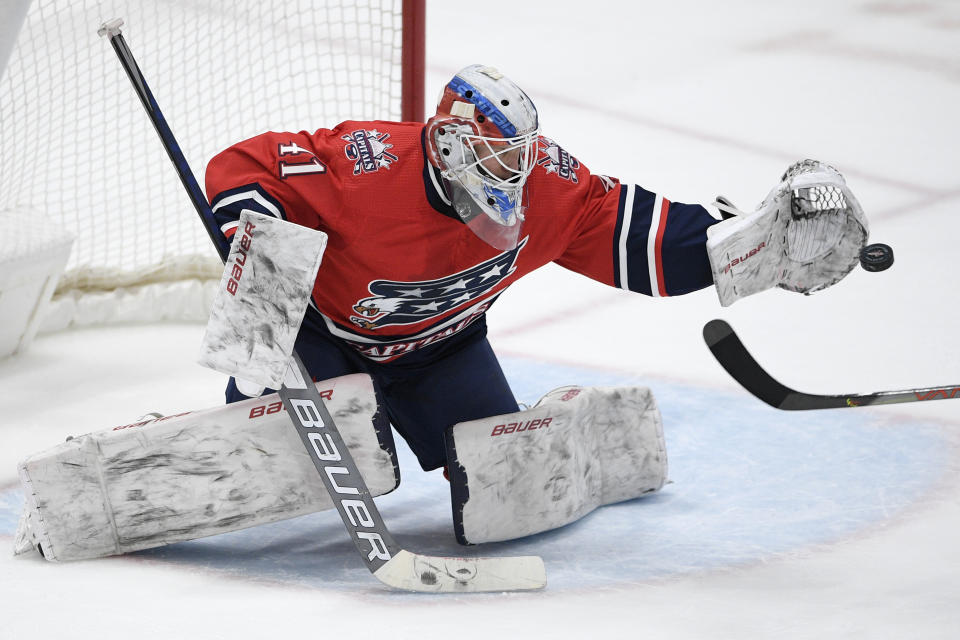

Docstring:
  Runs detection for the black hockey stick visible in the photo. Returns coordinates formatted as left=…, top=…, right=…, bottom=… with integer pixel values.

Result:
left=98, top=18, right=545, bottom=592
left=704, top=318, right=960, bottom=410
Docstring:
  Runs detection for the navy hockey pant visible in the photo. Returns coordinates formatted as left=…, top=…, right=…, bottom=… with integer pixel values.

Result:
left=225, top=318, right=518, bottom=471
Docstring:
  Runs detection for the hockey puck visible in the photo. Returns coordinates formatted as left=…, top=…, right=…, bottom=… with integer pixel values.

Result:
left=859, top=243, right=894, bottom=272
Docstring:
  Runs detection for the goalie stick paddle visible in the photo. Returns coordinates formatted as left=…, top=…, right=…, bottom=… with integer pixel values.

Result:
left=703, top=318, right=960, bottom=410
left=97, top=18, right=545, bottom=593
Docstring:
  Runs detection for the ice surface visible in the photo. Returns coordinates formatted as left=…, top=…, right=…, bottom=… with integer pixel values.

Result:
left=1, top=1, right=959, bottom=638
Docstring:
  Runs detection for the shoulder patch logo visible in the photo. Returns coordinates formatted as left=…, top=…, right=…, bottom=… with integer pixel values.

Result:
left=342, top=129, right=399, bottom=175
left=537, top=137, right=580, bottom=183
left=350, top=238, right=528, bottom=330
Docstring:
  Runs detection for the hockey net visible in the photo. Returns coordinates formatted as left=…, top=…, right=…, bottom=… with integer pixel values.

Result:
left=0, top=0, right=424, bottom=329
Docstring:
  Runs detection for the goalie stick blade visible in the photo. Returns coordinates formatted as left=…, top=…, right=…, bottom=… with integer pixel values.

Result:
left=703, top=319, right=960, bottom=410
left=374, top=550, right=546, bottom=593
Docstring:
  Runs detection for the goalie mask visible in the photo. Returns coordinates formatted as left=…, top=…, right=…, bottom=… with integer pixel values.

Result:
left=425, top=65, right=540, bottom=250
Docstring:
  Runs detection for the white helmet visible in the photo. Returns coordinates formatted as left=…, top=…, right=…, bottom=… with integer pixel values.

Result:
left=425, top=65, right=539, bottom=250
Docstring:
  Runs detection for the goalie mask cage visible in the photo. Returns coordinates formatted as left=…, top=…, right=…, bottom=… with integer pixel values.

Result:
left=0, top=0, right=425, bottom=327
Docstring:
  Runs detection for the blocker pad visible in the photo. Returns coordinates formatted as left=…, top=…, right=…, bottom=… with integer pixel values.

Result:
left=199, top=209, right=327, bottom=389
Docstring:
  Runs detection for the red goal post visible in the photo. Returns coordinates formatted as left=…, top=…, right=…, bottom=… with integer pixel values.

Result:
left=0, top=0, right=425, bottom=329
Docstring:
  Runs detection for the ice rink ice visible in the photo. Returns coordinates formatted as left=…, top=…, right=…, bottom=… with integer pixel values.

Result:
left=2, top=1, right=959, bottom=638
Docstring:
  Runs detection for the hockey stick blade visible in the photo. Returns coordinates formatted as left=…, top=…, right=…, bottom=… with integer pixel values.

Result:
left=99, top=19, right=546, bottom=593
left=703, top=319, right=960, bottom=410
left=375, top=550, right=546, bottom=593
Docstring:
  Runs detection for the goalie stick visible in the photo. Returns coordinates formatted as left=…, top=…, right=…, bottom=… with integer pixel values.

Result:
left=97, top=18, right=545, bottom=593
left=704, top=318, right=960, bottom=410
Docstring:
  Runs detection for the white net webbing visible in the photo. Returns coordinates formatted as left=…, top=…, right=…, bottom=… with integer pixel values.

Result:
left=1, top=0, right=405, bottom=301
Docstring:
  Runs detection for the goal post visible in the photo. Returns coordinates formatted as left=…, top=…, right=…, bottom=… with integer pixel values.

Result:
left=401, top=0, right=425, bottom=123
left=0, top=0, right=425, bottom=333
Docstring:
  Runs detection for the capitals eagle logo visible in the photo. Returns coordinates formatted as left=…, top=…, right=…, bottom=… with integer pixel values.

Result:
left=350, top=238, right=527, bottom=330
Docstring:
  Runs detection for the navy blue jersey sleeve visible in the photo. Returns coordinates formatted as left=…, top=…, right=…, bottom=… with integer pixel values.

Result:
left=208, top=183, right=289, bottom=255
left=551, top=175, right=719, bottom=297
left=611, top=184, right=718, bottom=296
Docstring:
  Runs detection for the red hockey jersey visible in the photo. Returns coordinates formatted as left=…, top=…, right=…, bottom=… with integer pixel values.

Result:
left=205, top=121, right=717, bottom=362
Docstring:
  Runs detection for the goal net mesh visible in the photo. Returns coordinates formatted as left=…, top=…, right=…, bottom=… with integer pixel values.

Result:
left=0, top=0, right=406, bottom=302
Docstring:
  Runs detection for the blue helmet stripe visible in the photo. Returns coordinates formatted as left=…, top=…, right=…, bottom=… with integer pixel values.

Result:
left=448, top=76, right=517, bottom=138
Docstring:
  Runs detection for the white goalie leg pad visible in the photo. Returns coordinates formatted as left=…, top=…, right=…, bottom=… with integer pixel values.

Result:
left=15, top=373, right=398, bottom=562
left=707, top=160, right=869, bottom=306
left=445, top=385, right=667, bottom=545
left=198, top=209, right=327, bottom=389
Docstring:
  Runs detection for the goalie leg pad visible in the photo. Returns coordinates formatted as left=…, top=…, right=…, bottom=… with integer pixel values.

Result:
left=445, top=385, right=667, bottom=545
left=15, top=373, right=398, bottom=562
